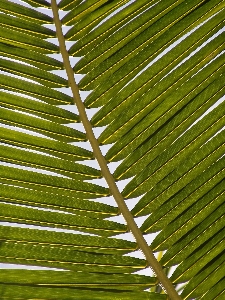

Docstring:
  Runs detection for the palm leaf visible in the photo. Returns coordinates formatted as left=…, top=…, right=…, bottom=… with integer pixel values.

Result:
left=0, top=0, right=224, bottom=299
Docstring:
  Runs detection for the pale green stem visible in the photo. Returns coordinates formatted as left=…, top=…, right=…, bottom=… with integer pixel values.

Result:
left=51, top=1, right=182, bottom=299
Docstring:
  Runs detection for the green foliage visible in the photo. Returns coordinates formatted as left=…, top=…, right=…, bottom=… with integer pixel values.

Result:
left=0, top=0, right=224, bottom=299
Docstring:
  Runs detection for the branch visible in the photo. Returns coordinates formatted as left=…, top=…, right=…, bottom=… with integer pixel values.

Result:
left=51, top=1, right=181, bottom=299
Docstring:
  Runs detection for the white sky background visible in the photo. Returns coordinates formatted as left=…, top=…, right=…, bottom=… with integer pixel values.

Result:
left=0, top=0, right=224, bottom=283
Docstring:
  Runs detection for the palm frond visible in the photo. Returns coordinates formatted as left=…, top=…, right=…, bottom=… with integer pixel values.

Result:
left=0, top=0, right=224, bottom=299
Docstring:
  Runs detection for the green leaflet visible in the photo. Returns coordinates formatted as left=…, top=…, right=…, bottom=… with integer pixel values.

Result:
left=151, top=178, right=225, bottom=251
left=59, top=0, right=82, bottom=10
left=95, top=14, right=224, bottom=129
left=0, top=270, right=162, bottom=300
left=122, top=101, right=225, bottom=198
left=181, top=254, right=224, bottom=299
left=23, top=0, right=51, bottom=8
left=0, top=107, right=85, bottom=142
left=65, top=0, right=131, bottom=41
left=170, top=230, right=224, bottom=283
left=0, top=27, right=58, bottom=54
left=114, top=69, right=225, bottom=180
left=141, top=154, right=224, bottom=231
left=161, top=207, right=224, bottom=267
left=0, top=202, right=125, bottom=236
left=0, top=0, right=52, bottom=24
left=0, top=91, right=79, bottom=124
left=84, top=0, right=224, bottom=107
left=69, top=0, right=157, bottom=50
left=80, top=0, right=219, bottom=92
left=0, top=127, right=92, bottom=160
left=0, top=165, right=109, bottom=198
left=200, top=279, right=225, bottom=300
left=1, top=184, right=117, bottom=219
left=0, top=269, right=156, bottom=290
left=0, top=74, right=72, bottom=105
left=97, top=34, right=225, bottom=149
left=0, top=43, right=63, bottom=71
left=0, top=289, right=166, bottom=300
left=72, top=0, right=183, bottom=69
left=0, top=13, right=55, bottom=38
left=0, top=144, right=101, bottom=180
left=103, top=63, right=224, bottom=167
left=132, top=130, right=224, bottom=220
left=62, top=0, right=113, bottom=26
left=0, top=237, right=144, bottom=273
left=138, top=153, right=225, bottom=224
left=0, top=287, right=166, bottom=300
left=0, top=225, right=135, bottom=255
left=0, top=270, right=166, bottom=300
left=0, top=58, right=68, bottom=88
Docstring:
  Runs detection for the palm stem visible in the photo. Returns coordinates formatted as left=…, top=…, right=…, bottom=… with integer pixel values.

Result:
left=51, top=1, right=181, bottom=299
